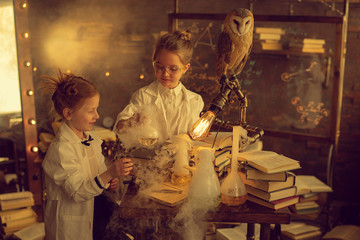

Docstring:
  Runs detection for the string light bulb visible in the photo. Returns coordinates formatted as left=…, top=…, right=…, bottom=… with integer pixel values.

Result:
left=24, top=61, right=31, bottom=67
left=139, top=74, right=144, bottom=79
left=26, top=90, right=34, bottom=96
left=28, top=118, right=36, bottom=125
left=22, top=32, right=29, bottom=39
left=105, top=72, right=110, bottom=77
left=31, top=146, right=39, bottom=153
left=20, top=2, right=28, bottom=9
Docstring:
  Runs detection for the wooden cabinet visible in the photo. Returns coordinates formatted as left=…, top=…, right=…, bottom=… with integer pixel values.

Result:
left=168, top=0, right=349, bottom=188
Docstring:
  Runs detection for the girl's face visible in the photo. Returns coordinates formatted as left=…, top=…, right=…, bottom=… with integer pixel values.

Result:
left=64, top=93, right=100, bottom=138
left=153, top=49, right=190, bottom=89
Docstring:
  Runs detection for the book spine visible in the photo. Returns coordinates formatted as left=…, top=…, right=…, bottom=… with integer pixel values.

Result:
left=0, top=198, right=35, bottom=211
left=0, top=208, right=34, bottom=223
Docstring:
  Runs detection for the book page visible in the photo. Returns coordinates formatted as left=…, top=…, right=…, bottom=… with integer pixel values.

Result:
left=295, top=175, right=332, bottom=195
left=246, top=154, right=300, bottom=173
left=238, top=150, right=278, bottom=160
left=14, top=222, right=45, bottom=240
left=202, top=132, right=232, bottom=147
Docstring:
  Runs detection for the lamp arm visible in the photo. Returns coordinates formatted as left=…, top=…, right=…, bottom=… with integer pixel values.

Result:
left=211, top=74, right=264, bottom=143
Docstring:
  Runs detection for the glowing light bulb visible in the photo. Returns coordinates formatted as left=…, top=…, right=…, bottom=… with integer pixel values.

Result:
left=26, top=90, right=34, bottom=96
left=33, top=67, right=37, bottom=72
left=189, top=111, right=216, bottom=140
left=139, top=74, right=144, bottom=79
left=24, top=61, right=31, bottom=67
left=28, top=118, right=36, bottom=125
left=23, top=32, right=29, bottom=39
left=31, top=146, right=39, bottom=153
left=105, top=72, right=110, bottom=77
left=21, top=2, right=27, bottom=9
left=66, top=69, right=71, bottom=74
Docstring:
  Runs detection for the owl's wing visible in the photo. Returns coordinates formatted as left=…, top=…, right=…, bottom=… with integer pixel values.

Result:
left=217, top=32, right=232, bottom=64
left=216, top=32, right=233, bottom=81
left=234, top=42, right=253, bottom=76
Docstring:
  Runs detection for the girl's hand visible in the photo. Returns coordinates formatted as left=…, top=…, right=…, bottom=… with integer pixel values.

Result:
left=108, top=178, right=119, bottom=190
left=109, top=158, right=133, bottom=178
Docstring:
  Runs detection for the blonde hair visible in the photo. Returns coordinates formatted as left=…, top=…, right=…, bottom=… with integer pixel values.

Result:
left=152, top=30, right=193, bottom=64
left=40, top=70, right=98, bottom=119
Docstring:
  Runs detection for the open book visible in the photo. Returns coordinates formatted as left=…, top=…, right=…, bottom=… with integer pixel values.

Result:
left=237, top=151, right=301, bottom=174
left=295, top=175, right=332, bottom=195
left=142, top=182, right=188, bottom=207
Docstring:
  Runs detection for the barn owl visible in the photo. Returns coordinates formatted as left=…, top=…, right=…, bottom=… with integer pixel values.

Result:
left=216, top=8, right=254, bottom=82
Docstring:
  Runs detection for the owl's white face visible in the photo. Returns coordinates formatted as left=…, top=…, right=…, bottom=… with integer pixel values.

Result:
left=229, top=15, right=253, bottom=36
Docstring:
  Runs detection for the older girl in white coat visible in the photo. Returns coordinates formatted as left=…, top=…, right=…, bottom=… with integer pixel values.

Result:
left=114, top=30, right=204, bottom=143
left=41, top=72, right=133, bottom=240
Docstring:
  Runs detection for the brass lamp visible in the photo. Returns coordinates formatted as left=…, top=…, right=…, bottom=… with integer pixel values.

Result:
left=189, top=74, right=264, bottom=144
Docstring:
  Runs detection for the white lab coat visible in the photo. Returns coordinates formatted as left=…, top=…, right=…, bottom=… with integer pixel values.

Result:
left=42, top=122, right=107, bottom=240
left=114, top=80, right=204, bottom=143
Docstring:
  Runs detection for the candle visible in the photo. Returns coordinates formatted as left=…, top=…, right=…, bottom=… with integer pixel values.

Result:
left=232, top=126, right=240, bottom=170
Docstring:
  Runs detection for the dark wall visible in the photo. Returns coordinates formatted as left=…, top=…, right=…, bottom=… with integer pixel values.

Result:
left=28, top=0, right=360, bottom=205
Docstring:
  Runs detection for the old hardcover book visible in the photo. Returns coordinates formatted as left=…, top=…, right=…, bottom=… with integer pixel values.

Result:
left=246, top=185, right=297, bottom=202
left=237, top=151, right=301, bottom=174
left=281, top=223, right=321, bottom=240
left=239, top=171, right=295, bottom=192
left=302, top=47, right=325, bottom=53
left=259, top=33, right=282, bottom=41
left=295, top=175, right=332, bottom=195
left=0, top=192, right=34, bottom=211
left=290, top=201, right=320, bottom=214
left=0, top=207, right=35, bottom=224
left=2, top=215, right=37, bottom=235
left=247, top=194, right=299, bottom=210
left=261, top=42, right=283, bottom=50
left=323, top=225, right=360, bottom=240
left=242, top=165, right=287, bottom=181
left=255, top=27, right=285, bottom=35
left=303, top=38, right=325, bottom=45
left=214, top=149, right=231, bottom=172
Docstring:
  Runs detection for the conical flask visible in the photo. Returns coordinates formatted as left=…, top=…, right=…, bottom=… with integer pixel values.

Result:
left=220, top=126, right=247, bottom=206
left=188, top=147, right=221, bottom=209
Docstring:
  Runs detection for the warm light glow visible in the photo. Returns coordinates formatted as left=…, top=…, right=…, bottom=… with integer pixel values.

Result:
left=33, top=67, right=37, bottom=72
left=28, top=118, right=36, bottom=125
left=26, top=89, right=34, bottom=96
left=23, top=32, right=29, bottom=39
left=21, top=2, right=27, bottom=9
left=105, top=72, right=110, bottom=77
left=0, top=3, right=21, bottom=114
left=31, top=146, right=39, bottom=153
left=139, top=74, right=144, bottom=79
left=24, top=61, right=31, bottom=67
left=66, top=69, right=71, bottom=74
left=189, top=111, right=216, bottom=140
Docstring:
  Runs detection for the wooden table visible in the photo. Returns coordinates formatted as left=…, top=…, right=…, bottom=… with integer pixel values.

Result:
left=118, top=193, right=291, bottom=240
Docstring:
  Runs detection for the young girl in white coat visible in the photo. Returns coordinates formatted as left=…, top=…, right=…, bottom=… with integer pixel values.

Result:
left=41, top=71, right=133, bottom=240
left=113, top=30, right=204, bottom=143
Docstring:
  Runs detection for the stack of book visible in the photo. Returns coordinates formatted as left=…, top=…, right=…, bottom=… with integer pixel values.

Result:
left=214, top=148, right=231, bottom=177
left=291, top=175, right=332, bottom=218
left=289, top=193, right=320, bottom=216
left=255, top=27, right=285, bottom=51
left=237, top=150, right=301, bottom=210
left=0, top=191, right=37, bottom=237
left=289, top=38, right=326, bottom=53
